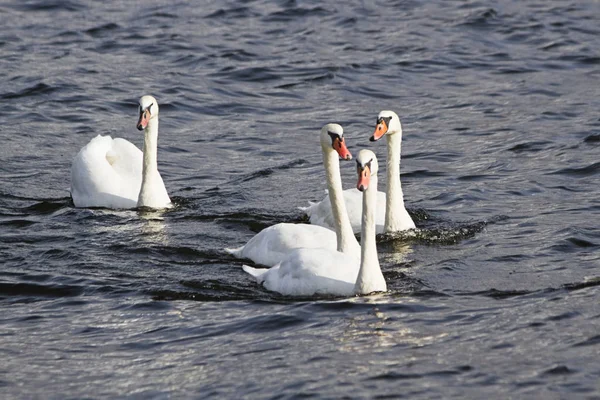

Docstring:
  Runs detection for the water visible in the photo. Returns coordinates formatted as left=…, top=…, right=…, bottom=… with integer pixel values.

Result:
left=1, top=0, right=600, bottom=398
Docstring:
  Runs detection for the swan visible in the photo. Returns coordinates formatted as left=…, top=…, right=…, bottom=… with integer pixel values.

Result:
left=243, top=149, right=387, bottom=296
left=70, top=95, right=171, bottom=209
left=225, top=123, right=360, bottom=267
left=302, top=110, right=414, bottom=233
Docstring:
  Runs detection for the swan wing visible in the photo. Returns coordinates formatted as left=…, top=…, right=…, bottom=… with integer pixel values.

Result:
left=229, top=223, right=338, bottom=267
left=259, top=248, right=358, bottom=296
left=70, top=135, right=143, bottom=209
left=305, top=188, right=386, bottom=234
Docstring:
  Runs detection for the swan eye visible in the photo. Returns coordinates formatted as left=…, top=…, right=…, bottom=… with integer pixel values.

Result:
left=378, top=116, right=392, bottom=128
left=327, top=131, right=341, bottom=146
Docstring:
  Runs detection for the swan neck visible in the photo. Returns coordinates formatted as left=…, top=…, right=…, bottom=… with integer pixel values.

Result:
left=138, top=118, right=159, bottom=206
left=384, top=132, right=406, bottom=232
left=355, top=175, right=386, bottom=294
left=323, top=148, right=356, bottom=254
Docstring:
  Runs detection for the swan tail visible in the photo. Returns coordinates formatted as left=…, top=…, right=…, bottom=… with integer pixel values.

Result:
left=242, top=265, right=268, bottom=282
left=224, top=246, right=244, bottom=258
left=298, top=201, right=317, bottom=214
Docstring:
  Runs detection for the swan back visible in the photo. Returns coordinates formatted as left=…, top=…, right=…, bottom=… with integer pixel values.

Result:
left=70, top=135, right=143, bottom=209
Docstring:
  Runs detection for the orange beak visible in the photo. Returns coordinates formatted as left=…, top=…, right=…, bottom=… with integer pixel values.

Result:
left=356, top=165, right=371, bottom=191
left=137, top=109, right=150, bottom=131
left=370, top=120, right=388, bottom=142
left=333, top=137, right=352, bottom=160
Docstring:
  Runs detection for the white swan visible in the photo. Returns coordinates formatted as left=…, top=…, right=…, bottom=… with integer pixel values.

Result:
left=302, top=110, right=414, bottom=234
left=70, top=95, right=171, bottom=209
left=243, top=149, right=387, bottom=296
left=225, top=123, right=360, bottom=267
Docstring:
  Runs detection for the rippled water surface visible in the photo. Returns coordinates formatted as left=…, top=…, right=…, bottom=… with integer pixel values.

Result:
left=1, top=0, right=600, bottom=398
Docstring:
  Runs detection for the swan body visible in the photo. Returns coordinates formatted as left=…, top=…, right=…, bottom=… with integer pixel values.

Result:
left=70, top=135, right=143, bottom=209
left=302, top=188, right=387, bottom=234
left=303, top=110, right=415, bottom=234
left=227, top=223, right=338, bottom=268
left=243, top=248, right=359, bottom=296
left=70, top=95, right=171, bottom=209
left=244, top=149, right=386, bottom=296
left=227, top=124, right=359, bottom=267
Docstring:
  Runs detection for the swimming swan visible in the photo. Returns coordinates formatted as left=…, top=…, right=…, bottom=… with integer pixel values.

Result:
left=70, top=95, right=171, bottom=209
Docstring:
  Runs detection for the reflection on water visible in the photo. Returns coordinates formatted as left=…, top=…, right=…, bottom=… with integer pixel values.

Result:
left=139, top=209, right=169, bottom=245
left=339, top=296, right=450, bottom=354
left=378, top=241, right=413, bottom=266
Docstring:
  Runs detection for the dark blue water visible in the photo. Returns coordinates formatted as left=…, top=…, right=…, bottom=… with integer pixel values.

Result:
left=1, top=0, right=600, bottom=398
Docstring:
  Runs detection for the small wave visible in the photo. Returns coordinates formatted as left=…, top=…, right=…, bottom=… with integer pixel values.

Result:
left=209, top=66, right=278, bottom=83
left=0, top=282, right=83, bottom=299
left=458, top=8, right=499, bottom=28
left=0, top=219, right=37, bottom=228
left=507, top=141, right=554, bottom=153
left=148, top=281, right=262, bottom=302
left=573, top=335, right=600, bottom=348
left=205, top=7, right=258, bottom=20
left=1, top=83, right=56, bottom=100
left=557, top=54, right=600, bottom=65
left=84, top=23, right=120, bottom=38
left=263, top=6, right=331, bottom=23
left=9, top=0, right=84, bottom=12
left=550, top=161, right=600, bottom=178
left=562, top=276, right=600, bottom=292
left=540, top=365, right=574, bottom=376
left=377, top=217, right=500, bottom=246
left=584, top=134, right=600, bottom=144
left=454, top=276, right=600, bottom=300
left=455, top=288, right=532, bottom=299
left=221, top=159, right=307, bottom=186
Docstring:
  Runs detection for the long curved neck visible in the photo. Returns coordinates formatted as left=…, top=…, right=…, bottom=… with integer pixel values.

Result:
left=384, top=133, right=406, bottom=232
left=323, top=148, right=357, bottom=254
left=354, top=175, right=386, bottom=294
left=138, top=118, right=159, bottom=207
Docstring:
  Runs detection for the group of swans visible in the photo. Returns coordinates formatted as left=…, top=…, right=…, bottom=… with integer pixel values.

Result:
left=229, top=112, right=414, bottom=296
left=301, top=111, right=415, bottom=234
left=243, top=149, right=387, bottom=296
left=70, top=96, right=414, bottom=297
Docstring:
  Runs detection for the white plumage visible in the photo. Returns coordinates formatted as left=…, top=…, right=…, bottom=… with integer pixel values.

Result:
left=70, top=95, right=170, bottom=209
left=226, top=123, right=359, bottom=267
left=303, top=110, right=415, bottom=234
left=301, top=188, right=387, bottom=234
left=244, top=149, right=387, bottom=297
left=71, top=135, right=143, bottom=209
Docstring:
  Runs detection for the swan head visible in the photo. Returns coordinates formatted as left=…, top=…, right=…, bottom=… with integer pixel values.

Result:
left=356, top=149, right=378, bottom=192
left=370, top=110, right=401, bottom=141
left=137, top=95, right=159, bottom=131
left=321, top=123, right=352, bottom=160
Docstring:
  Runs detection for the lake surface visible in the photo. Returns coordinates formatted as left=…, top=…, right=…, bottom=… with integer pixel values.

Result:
left=1, top=0, right=599, bottom=398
